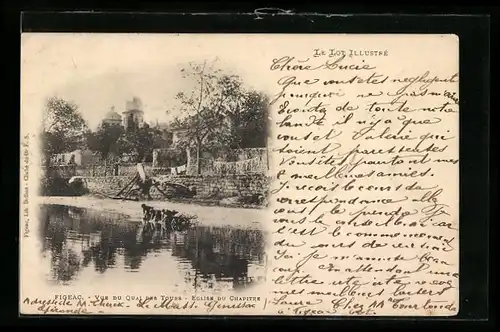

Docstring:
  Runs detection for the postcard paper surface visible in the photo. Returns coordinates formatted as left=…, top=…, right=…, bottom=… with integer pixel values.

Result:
left=20, top=33, right=459, bottom=316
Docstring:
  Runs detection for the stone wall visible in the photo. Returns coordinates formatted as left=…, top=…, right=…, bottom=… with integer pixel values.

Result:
left=85, top=176, right=135, bottom=197
left=155, top=174, right=270, bottom=198
left=83, top=174, right=270, bottom=200
left=43, top=163, right=162, bottom=178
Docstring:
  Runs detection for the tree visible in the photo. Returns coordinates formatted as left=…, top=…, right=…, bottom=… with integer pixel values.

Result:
left=236, top=91, right=270, bottom=148
left=135, top=124, right=155, bottom=162
left=41, top=131, right=66, bottom=157
left=41, top=97, right=88, bottom=164
left=173, top=61, right=245, bottom=173
left=112, top=124, right=162, bottom=163
left=152, top=128, right=172, bottom=149
left=193, top=69, right=270, bottom=149
left=42, top=97, right=87, bottom=138
left=209, top=77, right=270, bottom=149
left=87, top=123, right=124, bottom=161
left=172, top=60, right=271, bottom=173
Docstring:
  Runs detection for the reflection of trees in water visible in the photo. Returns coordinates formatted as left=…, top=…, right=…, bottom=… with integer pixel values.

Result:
left=50, top=248, right=80, bottom=282
left=39, top=204, right=266, bottom=290
left=165, top=226, right=265, bottom=289
left=122, top=226, right=164, bottom=270
left=41, top=205, right=138, bottom=280
left=81, top=227, right=119, bottom=273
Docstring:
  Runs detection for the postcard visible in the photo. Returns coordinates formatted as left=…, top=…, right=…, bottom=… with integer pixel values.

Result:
left=20, top=33, right=459, bottom=316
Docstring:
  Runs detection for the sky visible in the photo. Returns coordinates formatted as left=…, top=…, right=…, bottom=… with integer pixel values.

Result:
left=54, top=67, right=193, bottom=130
left=21, top=34, right=274, bottom=132
left=22, top=33, right=457, bottom=132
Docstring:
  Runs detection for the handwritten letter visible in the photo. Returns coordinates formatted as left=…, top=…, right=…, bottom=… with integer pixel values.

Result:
left=268, top=35, right=459, bottom=316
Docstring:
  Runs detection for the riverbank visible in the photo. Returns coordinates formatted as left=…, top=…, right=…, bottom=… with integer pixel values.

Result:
left=88, top=192, right=267, bottom=210
left=37, top=196, right=267, bottom=229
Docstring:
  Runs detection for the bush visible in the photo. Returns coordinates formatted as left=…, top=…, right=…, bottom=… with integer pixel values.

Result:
left=237, top=193, right=266, bottom=206
left=39, top=176, right=88, bottom=196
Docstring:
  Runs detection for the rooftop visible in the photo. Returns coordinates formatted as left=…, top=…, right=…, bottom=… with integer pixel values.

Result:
left=125, top=96, right=144, bottom=112
left=104, top=107, right=122, bottom=120
left=152, top=121, right=171, bottom=130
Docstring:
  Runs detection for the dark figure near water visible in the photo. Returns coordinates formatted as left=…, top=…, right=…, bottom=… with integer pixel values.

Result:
left=139, top=178, right=154, bottom=200
left=161, top=209, right=179, bottom=223
left=154, top=209, right=163, bottom=231
left=140, top=203, right=156, bottom=231
left=140, top=203, right=193, bottom=233
left=141, top=203, right=155, bottom=221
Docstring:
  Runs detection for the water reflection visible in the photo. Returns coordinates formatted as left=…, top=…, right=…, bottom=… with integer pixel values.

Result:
left=40, top=204, right=266, bottom=291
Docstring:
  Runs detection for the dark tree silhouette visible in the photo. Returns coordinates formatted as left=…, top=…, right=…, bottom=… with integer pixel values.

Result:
left=172, top=60, right=270, bottom=173
left=41, top=97, right=88, bottom=156
left=86, top=123, right=124, bottom=161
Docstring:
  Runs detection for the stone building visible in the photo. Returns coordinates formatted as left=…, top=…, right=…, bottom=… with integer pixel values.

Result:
left=102, top=106, right=122, bottom=126
left=51, top=149, right=95, bottom=166
left=122, top=97, right=144, bottom=131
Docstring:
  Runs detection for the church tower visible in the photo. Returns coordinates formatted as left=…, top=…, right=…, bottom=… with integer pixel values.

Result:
left=122, top=97, right=144, bottom=131
left=102, top=106, right=122, bottom=126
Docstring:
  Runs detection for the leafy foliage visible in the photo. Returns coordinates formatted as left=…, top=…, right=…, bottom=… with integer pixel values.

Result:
left=86, top=123, right=124, bottom=160
left=229, top=90, right=270, bottom=149
left=85, top=120, right=172, bottom=163
left=41, top=97, right=89, bottom=164
left=171, top=60, right=270, bottom=172
left=43, top=97, right=87, bottom=135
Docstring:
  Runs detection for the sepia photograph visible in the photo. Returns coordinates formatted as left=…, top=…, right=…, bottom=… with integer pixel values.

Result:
left=36, top=56, right=271, bottom=295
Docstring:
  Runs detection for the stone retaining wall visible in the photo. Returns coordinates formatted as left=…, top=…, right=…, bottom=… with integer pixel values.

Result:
left=84, top=174, right=270, bottom=200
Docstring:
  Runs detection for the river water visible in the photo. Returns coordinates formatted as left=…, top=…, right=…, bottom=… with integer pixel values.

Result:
left=39, top=204, right=267, bottom=294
